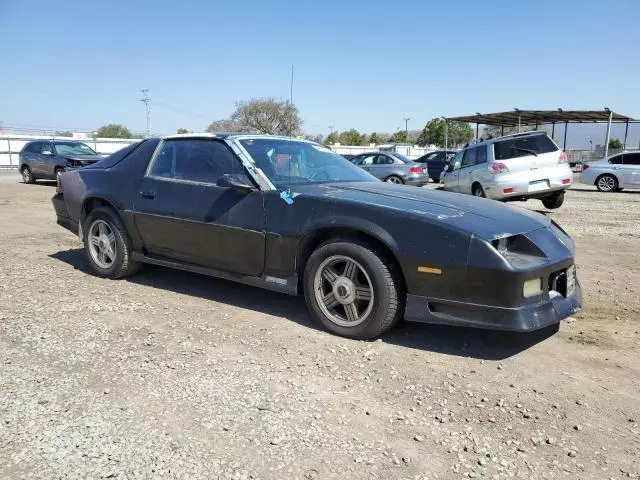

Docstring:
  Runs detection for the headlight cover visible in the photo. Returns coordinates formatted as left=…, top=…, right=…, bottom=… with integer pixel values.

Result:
left=491, top=234, right=547, bottom=268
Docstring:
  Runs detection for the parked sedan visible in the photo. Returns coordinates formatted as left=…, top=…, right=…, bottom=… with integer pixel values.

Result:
left=19, top=140, right=105, bottom=184
left=350, top=151, right=429, bottom=186
left=579, top=151, right=640, bottom=192
left=415, top=150, right=457, bottom=182
left=52, top=134, right=580, bottom=340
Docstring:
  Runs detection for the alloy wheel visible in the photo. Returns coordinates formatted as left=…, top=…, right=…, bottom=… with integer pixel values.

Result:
left=597, top=176, right=615, bottom=192
left=313, top=255, right=374, bottom=327
left=88, top=219, right=116, bottom=269
left=385, top=176, right=402, bottom=184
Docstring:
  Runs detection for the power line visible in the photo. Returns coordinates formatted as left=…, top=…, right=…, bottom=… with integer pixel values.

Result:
left=140, top=89, right=151, bottom=138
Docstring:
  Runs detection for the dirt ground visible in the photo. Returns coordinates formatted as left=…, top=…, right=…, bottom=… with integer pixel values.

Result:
left=0, top=171, right=638, bottom=480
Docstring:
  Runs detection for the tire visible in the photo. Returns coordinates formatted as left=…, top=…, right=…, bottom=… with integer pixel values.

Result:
left=596, top=174, right=618, bottom=192
left=54, top=167, right=64, bottom=180
left=83, top=207, right=139, bottom=279
left=21, top=166, right=35, bottom=184
left=384, top=175, right=404, bottom=184
left=541, top=191, right=565, bottom=209
left=303, top=239, right=404, bottom=339
left=472, top=183, right=486, bottom=197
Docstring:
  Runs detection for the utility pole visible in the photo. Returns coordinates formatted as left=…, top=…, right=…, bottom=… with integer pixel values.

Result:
left=328, top=125, right=335, bottom=136
left=140, top=89, right=150, bottom=138
left=403, top=117, right=410, bottom=142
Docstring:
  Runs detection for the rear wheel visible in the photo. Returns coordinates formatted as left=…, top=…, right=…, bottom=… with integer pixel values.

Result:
left=21, top=166, right=35, bottom=184
left=541, top=191, right=565, bottom=209
left=472, top=183, right=486, bottom=197
left=596, top=174, right=618, bottom=192
left=384, top=175, right=404, bottom=184
left=303, top=239, right=404, bottom=339
left=83, top=207, right=139, bottom=279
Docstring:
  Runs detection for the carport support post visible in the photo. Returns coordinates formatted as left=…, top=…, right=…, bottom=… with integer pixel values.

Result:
left=518, top=115, right=521, bottom=133
left=563, top=122, right=568, bottom=150
left=623, top=120, right=629, bottom=149
left=444, top=120, right=448, bottom=149
left=476, top=123, right=479, bottom=140
left=551, top=122, right=555, bottom=139
left=604, top=110, right=613, bottom=157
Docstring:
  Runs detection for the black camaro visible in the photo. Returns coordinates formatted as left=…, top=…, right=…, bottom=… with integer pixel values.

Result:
left=52, top=134, right=581, bottom=339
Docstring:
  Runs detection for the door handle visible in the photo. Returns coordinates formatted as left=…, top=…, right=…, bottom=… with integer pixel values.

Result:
left=140, top=191, right=155, bottom=199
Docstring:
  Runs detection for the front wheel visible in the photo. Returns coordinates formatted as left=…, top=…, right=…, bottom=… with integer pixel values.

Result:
left=83, top=207, right=139, bottom=279
left=541, top=191, right=565, bottom=209
left=303, top=239, right=404, bottom=339
left=21, top=166, right=35, bottom=184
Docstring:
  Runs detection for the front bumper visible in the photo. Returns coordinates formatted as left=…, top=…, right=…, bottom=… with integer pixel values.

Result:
left=404, top=280, right=581, bottom=332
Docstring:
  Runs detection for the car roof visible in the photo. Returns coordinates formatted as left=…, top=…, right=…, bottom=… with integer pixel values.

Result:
left=161, top=132, right=318, bottom=144
left=461, top=130, right=550, bottom=149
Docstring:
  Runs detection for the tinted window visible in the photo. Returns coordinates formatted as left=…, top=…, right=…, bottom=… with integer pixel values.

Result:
left=476, top=145, right=487, bottom=164
left=375, top=155, right=394, bottom=165
left=609, top=155, right=623, bottom=165
left=623, top=153, right=640, bottom=165
left=390, top=153, right=411, bottom=163
left=418, top=152, right=442, bottom=163
left=358, top=154, right=377, bottom=165
left=149, top=139, right=243, bottom=184
left=450, top=151, right=464, bottom=170
left=461, top=147, right=477, bottom=167
left=23, top=142, right=40, bottom=153
left=493, top=134, right=558, bottom=160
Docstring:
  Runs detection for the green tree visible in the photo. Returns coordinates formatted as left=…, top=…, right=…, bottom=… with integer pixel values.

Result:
left=608, top=137, right=623, bottom=149
left=230, top=97, right=302, bottom=135
left=338, top=129, right=366, bottom=145
left=205, top=118, right=243, bottom=133
left=96, top=124, right=133, bottom=138
left=416, top=119, right=473, bottom=148
left=176, top=128, right=189, bottom=134
left=324, top=131, right=340, bottom=145
left=369, top=132, right=380, bottom=145
left=389, top=130, right=408, bottom=143
left=304, top=134, right=324, bottom=143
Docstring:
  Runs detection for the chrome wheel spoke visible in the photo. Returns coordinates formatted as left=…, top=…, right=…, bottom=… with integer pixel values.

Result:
left=355, top=286, right=372, bottom=301
left=323, top=292, right=340, bottom=310
left=322, top=267, right=339, bottom=285
left=98, top=222, right=107, bottom=237
left=344, top=302, right=359, bottom=323
left=90, top=236, right=100, bottom=247
left=343, top=260, right=358, bottom=281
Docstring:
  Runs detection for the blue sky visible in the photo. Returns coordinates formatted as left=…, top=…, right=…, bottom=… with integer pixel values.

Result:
left=1, top=0, right=639, bottom=147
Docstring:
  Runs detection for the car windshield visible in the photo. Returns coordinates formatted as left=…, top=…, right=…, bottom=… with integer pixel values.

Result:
left=239, top=138, right=377, bottom=188
left=54, top=142, right=96, bottom=155
left=391, top=153, right=412, bottom=163
left=493, top=134, right=558, bottom=160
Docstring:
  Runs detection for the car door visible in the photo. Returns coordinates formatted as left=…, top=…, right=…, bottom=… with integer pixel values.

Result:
left=370, top=154, right=395, bottom=180
left=442, top=150, right=464, bottom=192
left=621, top=152, right=640, bottom=187
left=40, top=141, right=56, bottom=177
left=133, top=138, right=266, bottom=276
left=27, top=142, right=46, bottom=175
left=457, top=147, right=478, bottom=194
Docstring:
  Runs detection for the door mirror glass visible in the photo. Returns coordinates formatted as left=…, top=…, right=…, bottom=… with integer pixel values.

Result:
left=216, top=173, right=256, bottom=194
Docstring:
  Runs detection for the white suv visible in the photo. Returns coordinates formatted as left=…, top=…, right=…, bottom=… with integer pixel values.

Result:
left=441, top=131, right=572, bottom=209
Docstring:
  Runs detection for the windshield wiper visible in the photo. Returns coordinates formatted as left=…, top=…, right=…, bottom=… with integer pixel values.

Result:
left=513, top=147, right=538, bottom=157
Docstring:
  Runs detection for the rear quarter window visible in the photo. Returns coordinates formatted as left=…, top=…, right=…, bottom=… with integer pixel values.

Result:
left=493, top=134, right=558, bottom=160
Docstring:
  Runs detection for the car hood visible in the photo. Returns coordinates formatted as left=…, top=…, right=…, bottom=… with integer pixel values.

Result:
left=293, top=182, right=551, bottom=239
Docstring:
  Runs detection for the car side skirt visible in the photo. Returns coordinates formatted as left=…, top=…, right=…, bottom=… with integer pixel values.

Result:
left=131, top=252, right=299, bottom=296
left=404, top=282, right=581, bottom=332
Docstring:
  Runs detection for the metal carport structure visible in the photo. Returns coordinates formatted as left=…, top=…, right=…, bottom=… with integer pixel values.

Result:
left=445, top=109, right=637, bottom=157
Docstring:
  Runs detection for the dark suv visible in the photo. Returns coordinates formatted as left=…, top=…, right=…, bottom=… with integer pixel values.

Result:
left=415, top=150, right=457, bottom=182
left=19, top=140, right=104, bottom=183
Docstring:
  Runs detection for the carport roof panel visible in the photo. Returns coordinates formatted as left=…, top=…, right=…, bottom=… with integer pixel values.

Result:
left=446, top=110, right=635, bottom=126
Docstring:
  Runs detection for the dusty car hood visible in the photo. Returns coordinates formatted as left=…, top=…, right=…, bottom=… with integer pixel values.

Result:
left=293, top=182, right=551, bottom=239
left=63, top=154, right=106, bottom=163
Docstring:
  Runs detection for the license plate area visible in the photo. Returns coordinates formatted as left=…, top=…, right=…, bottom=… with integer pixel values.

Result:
left=549, top=265, right=576, bottom=298
left=528, top=179, right=549, bottom=192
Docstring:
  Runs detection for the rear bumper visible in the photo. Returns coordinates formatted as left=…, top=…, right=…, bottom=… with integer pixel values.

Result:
left=405, top=281, right=581, bottom=332
left=51, top=193, right=78, bottom=235
left=405, top=174, right=430, bottom=187
left=484, top=168, right=573, bottom=200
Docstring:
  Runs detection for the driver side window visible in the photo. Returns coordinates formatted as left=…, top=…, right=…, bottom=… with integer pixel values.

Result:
left=359, top=154, right=376, bottom=165
left=148, top=139, right=244, bottom=184
left=450, top=151, right=464, bottom=171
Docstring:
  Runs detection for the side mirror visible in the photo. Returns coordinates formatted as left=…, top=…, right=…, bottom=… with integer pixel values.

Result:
left=216, top=174, right=256, bottom=194
left=42, top=150, right=53, bottom=155
left=445, top=164, right=453, bottom=172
